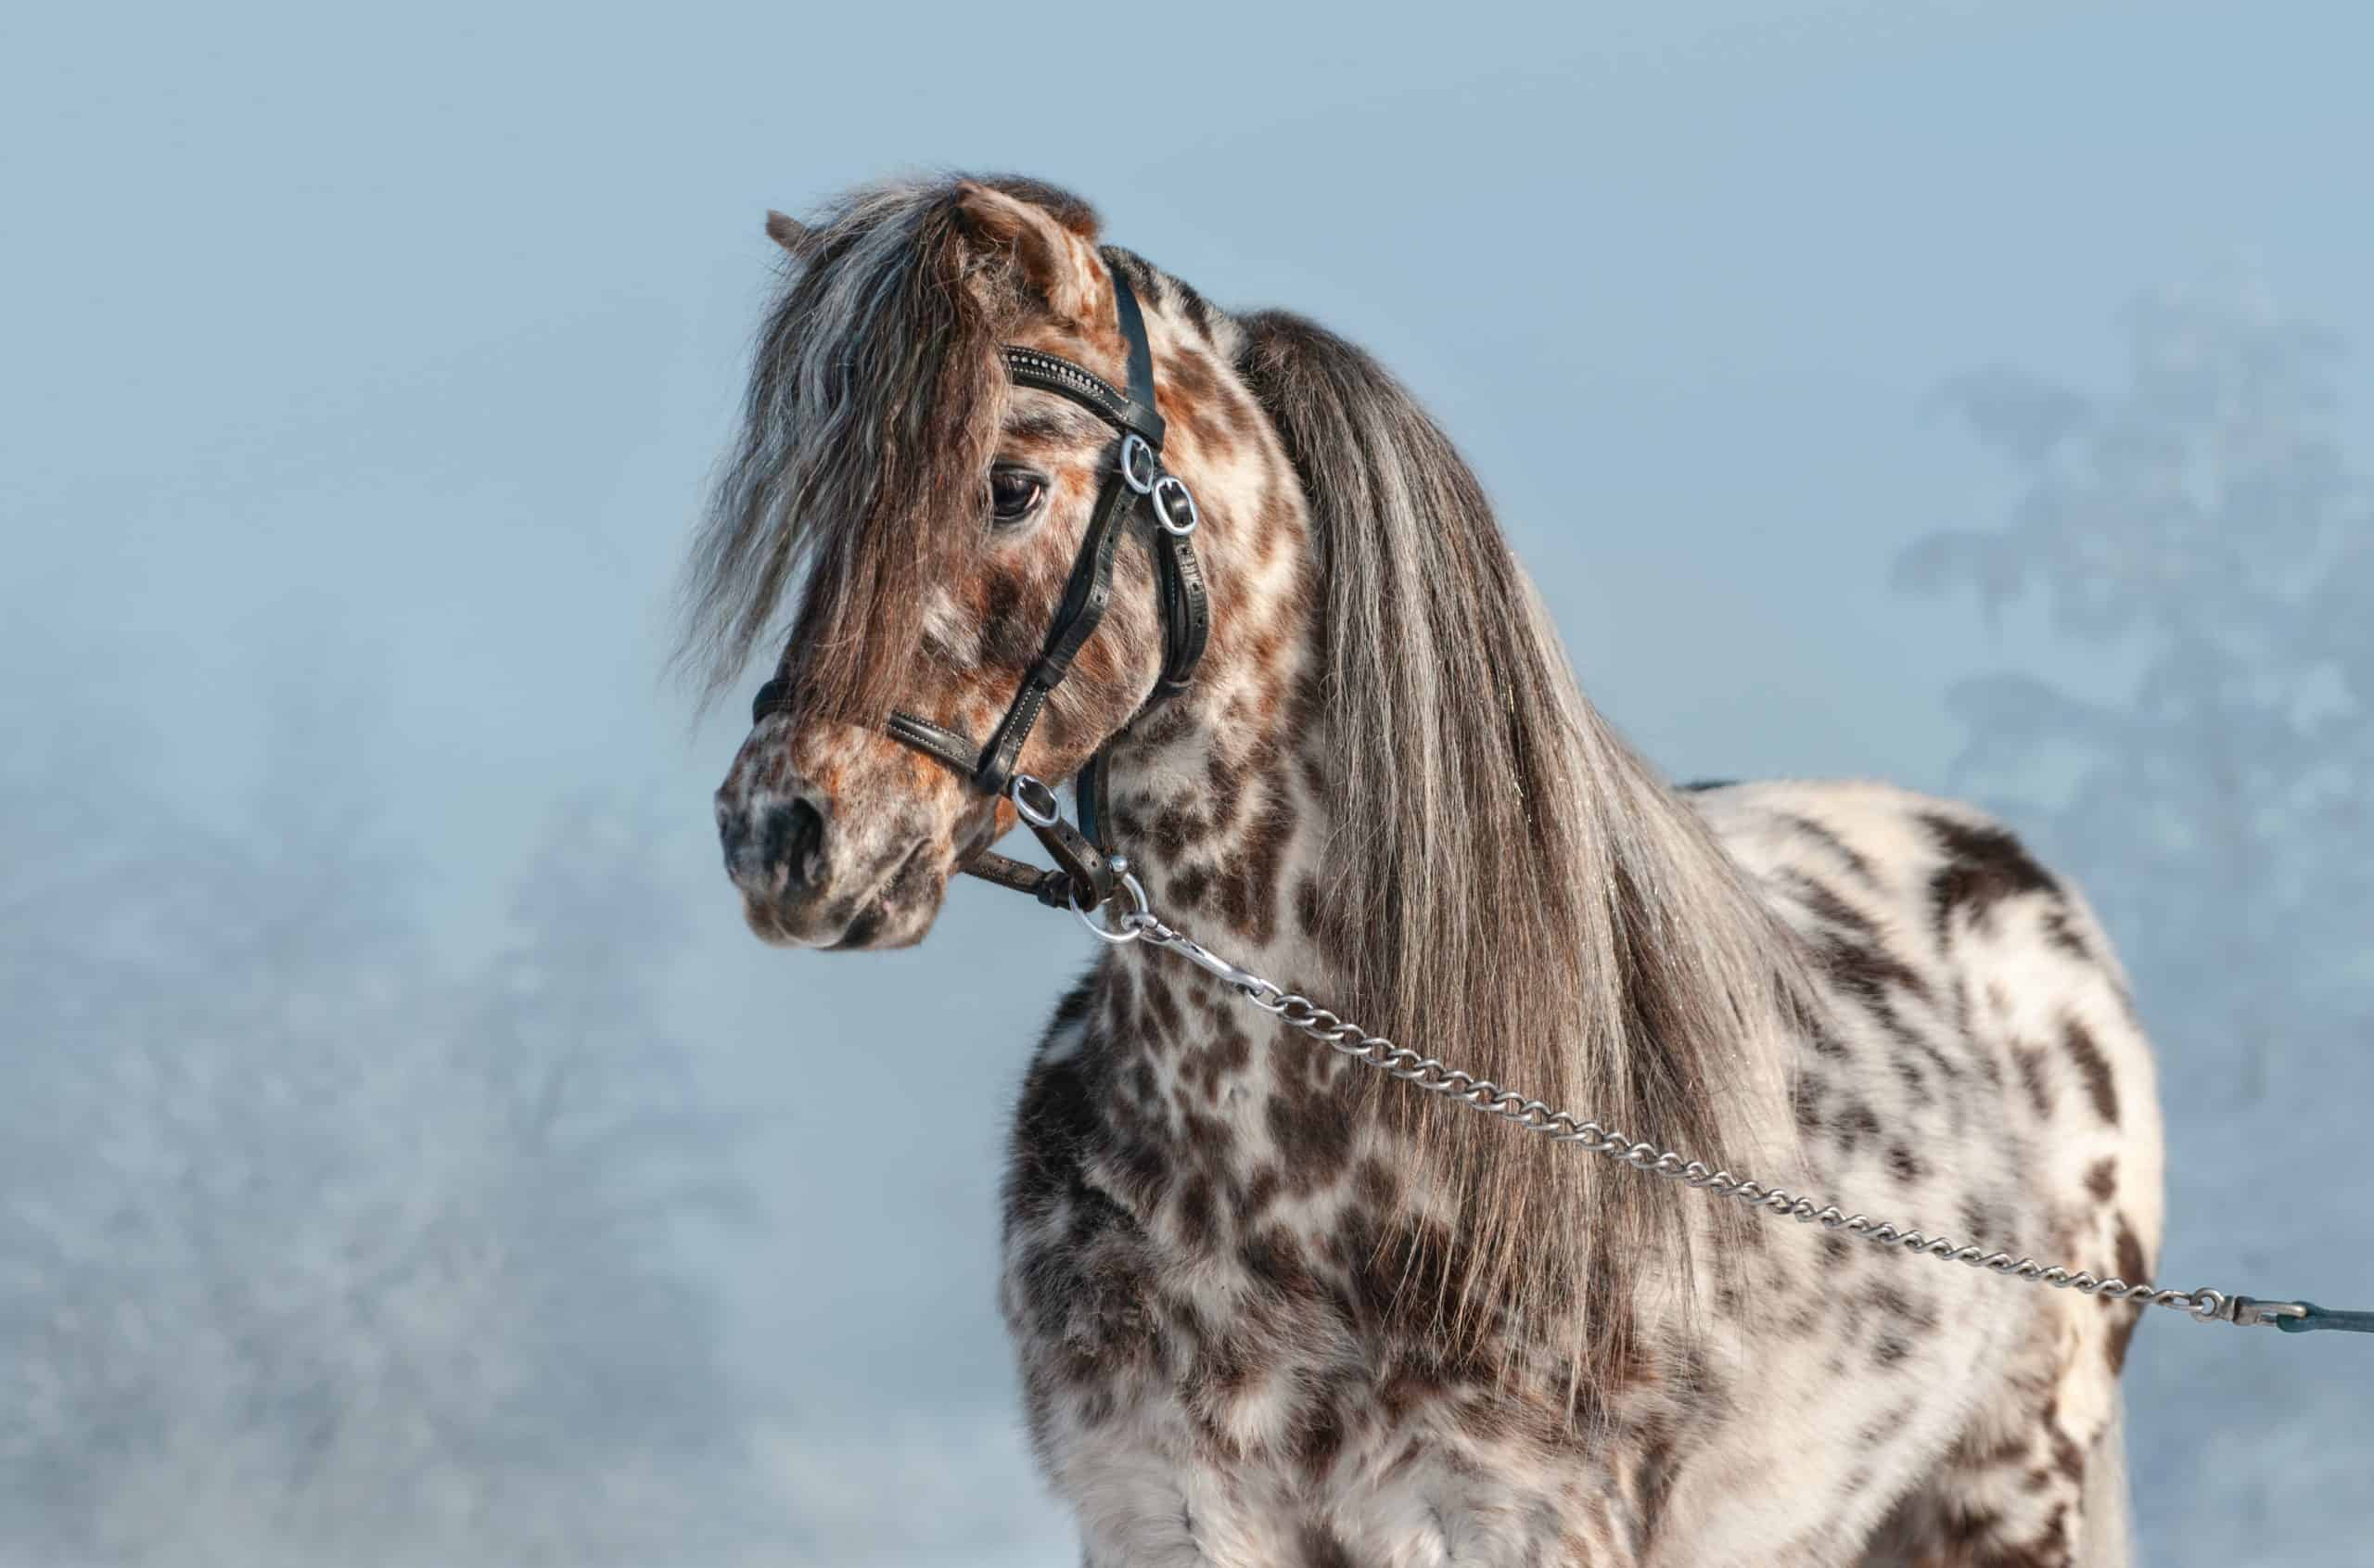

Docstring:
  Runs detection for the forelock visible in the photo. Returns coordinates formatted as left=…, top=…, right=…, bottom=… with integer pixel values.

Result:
left=679, top=174, right=1099, bottom=722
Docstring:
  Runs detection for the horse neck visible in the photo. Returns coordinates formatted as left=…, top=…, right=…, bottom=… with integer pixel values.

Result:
left=1079, top=513, right=1389, bottom=1208
left=1103, top=585, right=1334, bottom=977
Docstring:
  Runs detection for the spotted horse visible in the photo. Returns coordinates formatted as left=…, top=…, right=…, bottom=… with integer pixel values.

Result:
left=687, top=174, right=2193, bottom=1566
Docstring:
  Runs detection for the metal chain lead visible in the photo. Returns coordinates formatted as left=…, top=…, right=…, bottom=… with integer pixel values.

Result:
left=1091, top=874, right=2306, bottom=1332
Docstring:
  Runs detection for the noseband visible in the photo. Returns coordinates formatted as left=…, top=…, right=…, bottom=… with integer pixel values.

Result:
left=746, top=261, right=1210, bottom=915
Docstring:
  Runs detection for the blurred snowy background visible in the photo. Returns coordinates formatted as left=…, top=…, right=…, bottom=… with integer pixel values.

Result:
left=5, top=3, right=2368, bottom=1563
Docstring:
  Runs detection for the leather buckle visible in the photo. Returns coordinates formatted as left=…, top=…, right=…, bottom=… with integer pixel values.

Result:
left=1152, top=474, right=1199, bottom=536
left=1118, top=433, right=1158, bottom=495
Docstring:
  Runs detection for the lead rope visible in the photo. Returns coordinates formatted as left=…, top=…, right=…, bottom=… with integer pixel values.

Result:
left=1021, top=777, right=2372, bottom=1339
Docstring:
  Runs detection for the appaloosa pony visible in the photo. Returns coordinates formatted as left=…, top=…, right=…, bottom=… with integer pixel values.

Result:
left=686, top=175, right=2165, bottom=1566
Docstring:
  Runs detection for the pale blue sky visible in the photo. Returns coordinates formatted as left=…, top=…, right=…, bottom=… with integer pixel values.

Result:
left=7, top=3, right=2370, bottom=1561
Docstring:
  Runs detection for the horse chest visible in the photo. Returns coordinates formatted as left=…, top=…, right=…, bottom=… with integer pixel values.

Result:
left=1002, top=1210, right=1663, bottom=1567
left=1002, top=1013, right=1674, bottom=1565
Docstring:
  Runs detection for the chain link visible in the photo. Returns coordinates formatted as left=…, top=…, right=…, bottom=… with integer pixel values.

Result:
left=1116, top=902, right=2289, bottom=1331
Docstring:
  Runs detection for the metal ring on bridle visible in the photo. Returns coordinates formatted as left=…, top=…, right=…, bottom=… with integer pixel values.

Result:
left=1073, top=869, right=1150, bottom=943
left=1151, top=474, right=1200, bottom=536
left=1011, top=773, right=1061, bottom=828
left=1117, top=433, right=1159, bottom=495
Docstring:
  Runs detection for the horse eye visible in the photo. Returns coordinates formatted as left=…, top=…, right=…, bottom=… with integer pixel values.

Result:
left=989, top=467, right=1046, bottom=526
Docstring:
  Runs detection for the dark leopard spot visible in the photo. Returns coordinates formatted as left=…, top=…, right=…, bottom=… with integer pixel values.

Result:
left=1833, top=1099, right=1883, bottom=1155
left=2106, top=1306, right=2142, bottom=1375
left=1792, top=873, right=1878, bottom=938
left=1176, top=1175, right=1215, bottom=1248
left=2038, top=906, right=2093, bottom=961
left=2014, top=1049, right=2053, bottom=1119
left=2064, top=1018, right=2119, bottom=1125
left=1886, top=1142, right=1925, bottom=1184
left=1925, top=813, right=2057, bottom=941
left=1818, top=931, right=1934, bottom=1010
left=2114, top=1215, right=2148, bottom=1287
left=1786, top=815, right=1880, bottom=884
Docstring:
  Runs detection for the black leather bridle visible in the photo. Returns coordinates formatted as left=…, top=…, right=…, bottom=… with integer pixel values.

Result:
left=747, top=261, right=1210, bottom=914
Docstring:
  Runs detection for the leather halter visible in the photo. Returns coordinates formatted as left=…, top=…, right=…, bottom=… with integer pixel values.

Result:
left=746, top=261, right=1211, bottom=913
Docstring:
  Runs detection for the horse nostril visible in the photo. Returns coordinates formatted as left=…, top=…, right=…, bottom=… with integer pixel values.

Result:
left=761, top=797, right=828, bottom=890
left=718, top=799, right=753, bottom=872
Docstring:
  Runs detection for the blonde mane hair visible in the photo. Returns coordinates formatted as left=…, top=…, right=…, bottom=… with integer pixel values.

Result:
left=1239, top=312, right=1811, bottom=1392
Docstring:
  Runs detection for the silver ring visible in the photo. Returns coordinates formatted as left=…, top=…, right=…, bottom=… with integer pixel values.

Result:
left=1010, top=773, right=1060, bottom=828
left=1117, top=433, right=1158, bottom=495
left=1073, top=870, right=1150, bottom=943
left=1151, top=474, right=1199, bottom=536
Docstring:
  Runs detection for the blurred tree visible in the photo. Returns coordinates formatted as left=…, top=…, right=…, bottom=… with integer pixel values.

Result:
left=0, top=682, right=767, bottom=1567
left=1898, top=274, right=2374, bottom=1106
left=1899, top=274, right=2374, bottom=1568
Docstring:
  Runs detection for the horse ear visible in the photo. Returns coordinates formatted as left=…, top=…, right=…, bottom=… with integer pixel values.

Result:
left=763, top=209, right=813, bottom=258
left=953, top=180, right=1100, bottom=322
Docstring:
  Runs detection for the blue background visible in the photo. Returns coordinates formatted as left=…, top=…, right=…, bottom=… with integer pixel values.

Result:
left=6, top=4, right=2368, bottom=1562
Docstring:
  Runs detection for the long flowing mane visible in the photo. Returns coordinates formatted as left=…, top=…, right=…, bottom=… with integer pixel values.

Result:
left=1237, top=312, right=1813, bottom=1391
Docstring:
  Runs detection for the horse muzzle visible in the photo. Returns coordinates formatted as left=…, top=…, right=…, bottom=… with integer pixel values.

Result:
left=716, top=781, right=945, bottom=949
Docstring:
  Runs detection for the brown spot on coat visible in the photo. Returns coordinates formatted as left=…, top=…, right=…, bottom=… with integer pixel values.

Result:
left=1298, top=1519, right=1353, bottom=1565
left=2106, top=1304, right=2141, bottom=1375
left=1786, top=815, right=1879, bottom=884
left=1818, top=931, right=1934, bottom=1010
left=2014, top=1048, right=2053, bottom=1119
left=2113, top=1216, right=2148, bottom=1288
left=2063, top=1018, right=2120, bottom=1125
left=1176, top=1175, right=1215, bottom=1248
left=1792, top=1075, right=1825, bottom=1132
left=1925, top=812, right=2057, bottom=939
left=1833, top=1099, right=1883, bottom=1155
